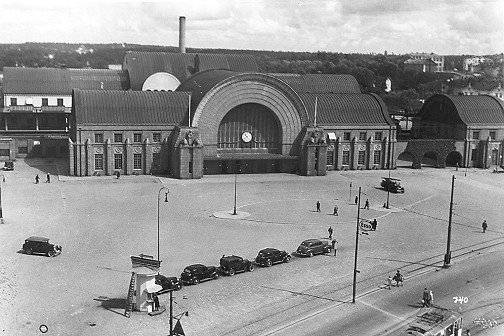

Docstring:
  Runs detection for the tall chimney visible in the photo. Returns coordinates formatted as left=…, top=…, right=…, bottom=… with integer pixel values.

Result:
left=179, top=16, right=186, bottom=53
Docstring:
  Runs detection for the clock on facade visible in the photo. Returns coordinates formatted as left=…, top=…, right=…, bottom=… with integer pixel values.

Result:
left=241, top=131, right=253, bottom=143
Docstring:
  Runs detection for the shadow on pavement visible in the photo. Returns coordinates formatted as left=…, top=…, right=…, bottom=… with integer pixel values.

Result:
left=94, top=297, right=128, bottom=316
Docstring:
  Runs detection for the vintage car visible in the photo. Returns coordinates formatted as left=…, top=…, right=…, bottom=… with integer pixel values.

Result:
left=22, top=236, right=62, bottom=257
left=219, top=255, right=254, bottom=275
left=381, top=177, right=405, bottom=193
left=3, top=161, right=14, bottom=171
left=180, top=264, right=219, bottom=285
left=155, top=274, right=182, bottom=292
left=255, top=248, right=291, bottom=267
left=296, top=239, right=331, bottom=257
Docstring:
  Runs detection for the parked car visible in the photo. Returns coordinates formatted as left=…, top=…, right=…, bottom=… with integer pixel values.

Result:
left=219, top=255, right=254, bottom=275
left=180, top=264, right=219, bottom=285
left=381, top=177, right=405, bottom=193
left=296, top=239, right=331, bottom=257
left=22, top=236, right=62, bottom=257
left=155, top=274, right=182, bottom=292
left=3, top=161, right=14, bottom=171
left=255, top=248, right=291, bottom=267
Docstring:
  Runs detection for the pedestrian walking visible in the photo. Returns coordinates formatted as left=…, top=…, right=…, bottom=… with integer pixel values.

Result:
left=429, top=290, right=434, bottom=306
left=482, top=220, right=487, bottom=233
left=35, top=174, right=40, bottom=184
left=422, top=288, right=430, bottom=307
left=333, top=204, right=338, bottom=216
left=46, top=173, right=51, bottom=183
left=387, top=276, right=392, bottom=290
left=372, top=219, right=377, bottom=231
left=115, top=171, right=121, bottom=179
left=316, top=201, right=321, bottom=212
left=354, top=196, right=358, bottom=205
left=364, top=199, right=370, bottom=210
left=153, top=293, right=160, bottom=311
left=328, top=226, right=333, bottom=240
left=393, top=270, right=403, bottom=286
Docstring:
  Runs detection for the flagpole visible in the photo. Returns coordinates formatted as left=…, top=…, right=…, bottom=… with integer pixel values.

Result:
left=188, top=94, right=191, bottom=127
left=314, top=96, right=318, bottom=127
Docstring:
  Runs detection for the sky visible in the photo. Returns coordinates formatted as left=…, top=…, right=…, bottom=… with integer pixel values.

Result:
left=1, top=0, right=503, bottom=55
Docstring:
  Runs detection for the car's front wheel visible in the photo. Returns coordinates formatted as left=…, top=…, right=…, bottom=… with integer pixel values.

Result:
left=193, top=279, right=200, bottom=285
left=266, top=259, right=273, bottom=267
left=212, top=273, right=219, bottom=280
left=228, top=268, right=236, bottom=276
left=284, top=255, right=291, bottom=263
left=25, top=249, right=33, bottom=255
left=247, top=264, right=254, bottom=272
left=308, top=251, right=314, bottom=257
left=47, top=250, right=55, bottom=257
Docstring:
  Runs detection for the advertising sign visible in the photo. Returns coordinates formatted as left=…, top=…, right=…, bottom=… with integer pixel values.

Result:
left=359, top=219, right=373, bottom=231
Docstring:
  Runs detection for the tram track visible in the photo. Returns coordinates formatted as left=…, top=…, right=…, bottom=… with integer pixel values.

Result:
left=219, top=236, right=504, bottom=336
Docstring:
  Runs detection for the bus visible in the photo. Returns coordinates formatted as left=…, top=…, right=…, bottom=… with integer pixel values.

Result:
left=385, top=306, right=463, bottom=336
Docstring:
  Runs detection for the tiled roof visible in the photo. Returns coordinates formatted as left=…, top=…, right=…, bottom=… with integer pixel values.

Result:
left=123, top=52, right=258, bottom=90
left=3, top=67, right=130, bottom=94
left=299, top=93, right=393, bottom=126
left=404, top=58, right=437, bottom=65
left=439, top=94, right=504, bottom=125
left=73, top=89, right=189, bottom=126
left=269, top=74, right=361, bottom=93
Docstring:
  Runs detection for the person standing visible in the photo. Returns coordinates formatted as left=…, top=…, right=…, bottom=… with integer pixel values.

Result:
left=153, top=293, right=160, bottom=311
left=46, top=173, right=51, bottom=183
left=387, top=276, right=392, bottom=290
left=482, top=220, right=487, bottom=233
left=316, top=201, right=321, bottom=212
left=333, top=204, right=338, bottom=216
left=331, top=239, right=337, bottom=256
left=364, top=199, right=370, bottom=210
left=429, top=290, right=434, bottom=306
left=354, top=196, right=358, bottom=205
left=372, top=219, right=377, bottom=231
left=422, top=288, right=430, bottom=307
left=35, top=174, right=40, bottom=184
left=328, top=226, right=333, bottom=240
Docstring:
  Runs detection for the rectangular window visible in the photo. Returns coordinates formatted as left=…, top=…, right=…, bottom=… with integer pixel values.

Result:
left=152, top=153, right=160, bottom=169
left=57, top=98, right=64, bottom=106
left=359, top=132, right=367, bottom=141
left=114, top=153, right=123, bottom=170
left=343, top=132, right=351, bottom=141
left=114, top=133, right=123, bottom=143
left=18, top=146, right=28, bottom=154
left=326, top=151, right=334, bottom=166
left=373, top=150, right=381, bottom=165
left=342, top=150, right=350, bottom=165
left=94, top=133, right=104, bottom=143
left=95, top=154, right=104, bottom=170
left=133, top=153, right=142, bottom=170
left=374, top=132, right=382, bottom=141
left=133, top=133, right=142, bottom=143
left=42, top=98, right=49, bottom=106
left=153, top=133, right=161, bottom=143
left=471, top=149, right=478, bottom=161
left=10, top=98, right=17, bottom=106
left=0, top=149, right=10, bottom=156
left=358, top=150, right=366, bottom=165
left=489, top=131, right=496, bottom=140
left=472, top=131, right=480, bottom=140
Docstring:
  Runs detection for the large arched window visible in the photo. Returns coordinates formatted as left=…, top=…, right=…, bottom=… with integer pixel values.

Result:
left=217, top=103, right=281, bottom=152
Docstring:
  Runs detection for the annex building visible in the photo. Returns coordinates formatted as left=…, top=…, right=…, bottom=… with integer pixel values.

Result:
left=68, top=52, right=396, bottom=178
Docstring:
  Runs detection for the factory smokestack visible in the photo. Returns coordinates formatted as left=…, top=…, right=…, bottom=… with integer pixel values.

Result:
left=179, top=16, right=186, bottom=53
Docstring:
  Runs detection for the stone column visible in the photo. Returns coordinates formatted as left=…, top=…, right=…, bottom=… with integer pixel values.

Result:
left=125, top=138, right=132, bottom=175
left=68, top=139, right=75, bottom=176
left=106, top=138, right=113, bottom=176
left=85, top=139, right=92, bottom=177
left=144, top=138, right=151, bottom=174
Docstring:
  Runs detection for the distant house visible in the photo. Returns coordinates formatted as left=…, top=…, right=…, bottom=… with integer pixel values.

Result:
left=76, top=44, right=94, bottom=55
left=463, top=56, right=493, bottom=72
left=403, top=58, right=438, bottom=73
left=408, top=52, right=444, bottom=72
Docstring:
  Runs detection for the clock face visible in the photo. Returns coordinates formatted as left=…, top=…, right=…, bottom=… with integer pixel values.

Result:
left=241, top=131, right=252, bottom=143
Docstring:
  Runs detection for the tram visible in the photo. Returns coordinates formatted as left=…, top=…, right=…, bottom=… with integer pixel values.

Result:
left=386, top=306, right=463, bottom=336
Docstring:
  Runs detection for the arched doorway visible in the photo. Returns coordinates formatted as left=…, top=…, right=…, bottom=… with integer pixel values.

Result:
left=422, top=151, right=440, bottom=167
left=445, top=151, right=462, bottom=167
left=397, top=151, right=414, bottom=168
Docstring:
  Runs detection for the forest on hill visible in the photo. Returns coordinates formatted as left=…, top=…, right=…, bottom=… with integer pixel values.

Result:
left=0, top=43, right=502, bottom=113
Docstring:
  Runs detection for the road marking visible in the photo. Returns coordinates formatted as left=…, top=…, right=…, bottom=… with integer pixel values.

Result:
left=70, top=308, right=83, bottom=316
left=405, top=195, right=436, bottom=208
left=358, top=299, right=405, bottom=321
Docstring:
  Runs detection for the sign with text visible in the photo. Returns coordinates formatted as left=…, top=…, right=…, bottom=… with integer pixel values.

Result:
left=130, top=255, right=161, bottom=271
left=359, top=219, right=373, bottom=231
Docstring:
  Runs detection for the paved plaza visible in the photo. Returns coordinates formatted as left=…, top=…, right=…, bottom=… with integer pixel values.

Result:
left=0, top=159, right=503, bottom=335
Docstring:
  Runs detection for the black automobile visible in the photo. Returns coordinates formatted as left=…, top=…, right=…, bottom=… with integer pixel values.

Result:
left=296, top=239, right=331, bottom=257
left=180, top=264, right=219, bottom=285
left=22, top=236, right=62, bottom=257
left=155, top=274, right=182, bottom=292
left=3, top=161, right=13, bottom=171
left=255, top=248, right=291, bottom=267
left=381, top=177, right=405, bottom=193
left=219, top=255, right=254, bottom=275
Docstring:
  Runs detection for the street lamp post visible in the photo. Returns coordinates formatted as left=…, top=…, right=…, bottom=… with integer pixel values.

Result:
left=233, top=170, right=237, bottom=215
left=0, top=174, right=5, bottom=224
left=352, top=187, right=362, bottom=303
left=443, top=175, right=456, bottom=268
left=157, top=187, right=169, bottom=263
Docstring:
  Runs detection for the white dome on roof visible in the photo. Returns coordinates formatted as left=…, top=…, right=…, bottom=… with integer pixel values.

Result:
left=142, top=72, right=180, bottom=91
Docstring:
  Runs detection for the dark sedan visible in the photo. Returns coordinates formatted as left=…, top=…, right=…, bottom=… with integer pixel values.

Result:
left=155, top=274, right=182, bottom=293
left=180, top=264, right=219, bottom=285
left=255, top=248, right=291, bottom=267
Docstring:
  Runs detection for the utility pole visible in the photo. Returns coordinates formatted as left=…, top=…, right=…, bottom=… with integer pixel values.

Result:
left=443, top=175, right=456, bottom=268
left=352, top=187, right=361, bottom=303
left=169, top=290, right=173, bottom=336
